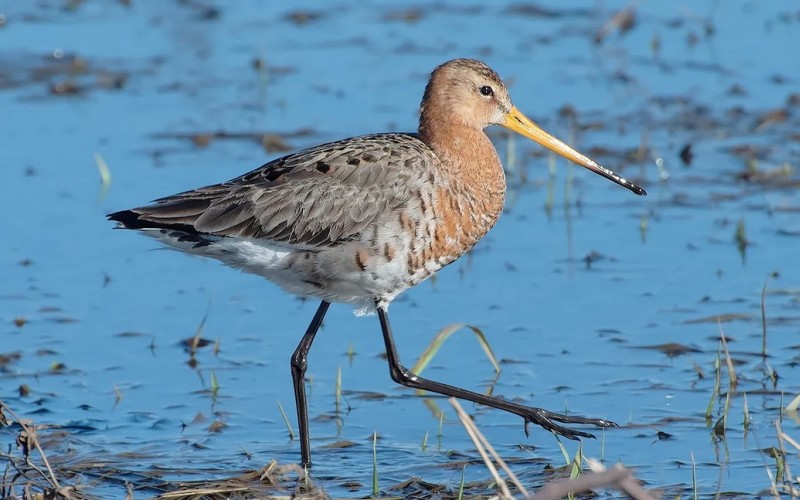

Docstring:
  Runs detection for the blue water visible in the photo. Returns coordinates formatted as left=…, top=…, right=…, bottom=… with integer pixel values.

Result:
left=2, top=1, right=799, bottom=497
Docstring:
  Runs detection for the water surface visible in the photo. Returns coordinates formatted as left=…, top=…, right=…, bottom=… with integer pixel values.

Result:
left=2, top=1, right=799, bottom=497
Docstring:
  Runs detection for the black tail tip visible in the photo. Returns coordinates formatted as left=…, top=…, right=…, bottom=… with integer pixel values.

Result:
left=107, top=209, right=144, bottom=229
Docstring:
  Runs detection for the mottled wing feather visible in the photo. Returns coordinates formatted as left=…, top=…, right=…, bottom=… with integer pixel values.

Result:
left=123, top=133, right=437, bottom=248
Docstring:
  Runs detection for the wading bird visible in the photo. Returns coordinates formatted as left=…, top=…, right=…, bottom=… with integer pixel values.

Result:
left=109, top=58, right=646, bottom=467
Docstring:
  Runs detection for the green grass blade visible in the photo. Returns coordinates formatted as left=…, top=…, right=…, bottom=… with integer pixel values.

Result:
left=743, top=392, right=751, bottom=432
left=210, top=370, right=220, bottom=398
left=411, top=323, right=500, bottom=375
left=761, top=272, right=778, bottom=359
left=335, top=365, right=342, bottom=415
left=457, top=464, right=466, bottom=500
left=691, top=451, right=697, bottom=500
left=276, top=400, right=295, bottom=441
left=705, top=350, right=721, bottom=421
left=372, top=432, right=379, bottom=497
left=554, top=434, right=570, bottom=466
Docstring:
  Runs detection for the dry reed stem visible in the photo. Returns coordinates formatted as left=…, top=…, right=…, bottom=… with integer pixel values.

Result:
left=451, top=400, right=529, bottom=496
left=449, top=398, right=659, bottom=500
left=775, top=419, right=800, bottom=497
left=532, top=467, right=630, bottom=500
left=449, top=398, right=516, bottom=498
left=0, top=400, right=61, bottom=491
left=782, top=432, right=800, bottom=454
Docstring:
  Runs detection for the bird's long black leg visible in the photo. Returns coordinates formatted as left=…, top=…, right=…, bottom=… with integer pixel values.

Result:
left=376, top=303, right=617, bottom=440
left=291, top=300, right=331, bottom=468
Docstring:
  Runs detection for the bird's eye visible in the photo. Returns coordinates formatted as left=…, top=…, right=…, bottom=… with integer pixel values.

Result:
left=479, top=85, right=494, bottom=96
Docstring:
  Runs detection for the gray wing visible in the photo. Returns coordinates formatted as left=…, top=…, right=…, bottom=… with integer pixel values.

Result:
left=110, top=133, right=437, bottom=248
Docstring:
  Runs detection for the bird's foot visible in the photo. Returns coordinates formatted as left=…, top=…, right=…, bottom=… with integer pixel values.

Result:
left=520, top=407, right=618, bottom=440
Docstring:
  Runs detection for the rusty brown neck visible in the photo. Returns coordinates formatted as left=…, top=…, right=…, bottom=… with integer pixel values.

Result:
left=418, top=110, right=506, bottom=232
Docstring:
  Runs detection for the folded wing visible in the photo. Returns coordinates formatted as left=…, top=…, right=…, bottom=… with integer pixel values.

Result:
left=109, top=133, right=437, bottom=249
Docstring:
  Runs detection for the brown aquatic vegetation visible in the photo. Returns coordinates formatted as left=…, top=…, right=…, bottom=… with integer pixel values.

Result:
left=0, top=398, right=663, bottom=499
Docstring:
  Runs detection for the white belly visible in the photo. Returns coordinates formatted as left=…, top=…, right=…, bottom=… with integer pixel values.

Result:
left=140, top=228, right=422, bottom=316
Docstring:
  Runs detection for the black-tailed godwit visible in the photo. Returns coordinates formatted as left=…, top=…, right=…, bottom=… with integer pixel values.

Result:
left=109, top=58, right=646, bottom=467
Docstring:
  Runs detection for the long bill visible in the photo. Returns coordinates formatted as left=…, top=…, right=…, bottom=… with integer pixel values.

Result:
left=502, top=106, right=646, bottom=196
